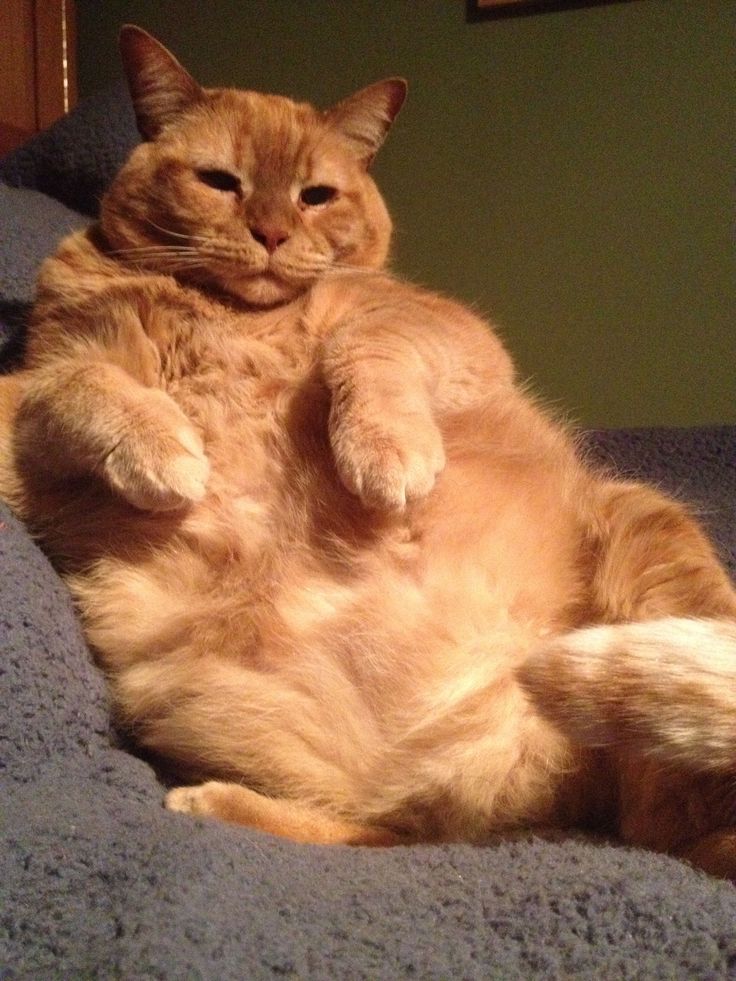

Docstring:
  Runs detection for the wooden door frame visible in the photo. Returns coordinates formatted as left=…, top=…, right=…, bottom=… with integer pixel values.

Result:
left=0, top=0, right=77, bottom=154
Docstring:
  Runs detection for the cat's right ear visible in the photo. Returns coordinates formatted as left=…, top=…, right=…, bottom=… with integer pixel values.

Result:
left=119, top=25, right=204, bottom=140
left=326, top=79, right=407, bottom=168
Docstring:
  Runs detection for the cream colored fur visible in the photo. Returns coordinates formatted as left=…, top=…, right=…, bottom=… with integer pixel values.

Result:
left=520, top=618, right=736, bottom=771
left=0, top=26, right=734, bottom=879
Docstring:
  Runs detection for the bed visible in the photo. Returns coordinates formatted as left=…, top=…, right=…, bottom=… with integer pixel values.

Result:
left=2, top=84, right=735, bottom=980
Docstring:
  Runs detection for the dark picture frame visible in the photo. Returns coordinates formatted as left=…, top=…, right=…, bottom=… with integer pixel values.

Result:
left=467, top=0, right=636, bottom=21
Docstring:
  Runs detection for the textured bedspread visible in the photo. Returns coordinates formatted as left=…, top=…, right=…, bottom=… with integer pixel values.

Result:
left=3, top=424, right=736, bottom=978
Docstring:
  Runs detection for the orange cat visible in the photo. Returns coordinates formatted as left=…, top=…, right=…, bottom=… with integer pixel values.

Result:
left=0, top=26, right=734, bottom=877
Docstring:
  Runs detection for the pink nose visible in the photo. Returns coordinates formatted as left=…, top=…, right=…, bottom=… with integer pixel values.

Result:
left=251, top=225, right=290, bottom=254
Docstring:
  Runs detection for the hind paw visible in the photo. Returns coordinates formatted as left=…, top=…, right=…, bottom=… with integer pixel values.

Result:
left=165, top=782, right=227, bottom=819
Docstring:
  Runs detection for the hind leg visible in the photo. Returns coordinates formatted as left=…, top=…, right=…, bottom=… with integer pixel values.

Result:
left=614, top=756, right=736, bottom=882
left=166, top=782, right=401, bottom=846
left=113, top=657, right=403, bottom=846
left=587, top=479, right=736, bottom=623
left=522, top=478, right=736, bottom=878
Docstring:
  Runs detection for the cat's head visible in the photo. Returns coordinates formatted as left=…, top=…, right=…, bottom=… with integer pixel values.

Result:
left=101, top=26, right=406, bottom=307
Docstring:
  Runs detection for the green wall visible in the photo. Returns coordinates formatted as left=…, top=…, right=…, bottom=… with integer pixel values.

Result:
left=77, top=0, right=734, bottom=427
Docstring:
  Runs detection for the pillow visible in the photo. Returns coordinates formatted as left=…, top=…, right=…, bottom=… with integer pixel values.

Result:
left=0, top=184, right=88, bottom=364
left=0, top=82, right=139, bottom=217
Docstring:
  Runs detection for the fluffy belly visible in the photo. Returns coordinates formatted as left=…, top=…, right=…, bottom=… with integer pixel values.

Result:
left=68, top=437, right=586, bottom=837
left=71, top=506, right=574, bottom=837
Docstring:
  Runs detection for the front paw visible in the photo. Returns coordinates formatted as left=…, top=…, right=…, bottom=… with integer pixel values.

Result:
left=102, top=394, right=210, bottom=511
left=331, top=414, right=445, bottom=511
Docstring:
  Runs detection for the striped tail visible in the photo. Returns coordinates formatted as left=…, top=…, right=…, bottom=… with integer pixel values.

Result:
left=518, top=617, right=736, bottom=773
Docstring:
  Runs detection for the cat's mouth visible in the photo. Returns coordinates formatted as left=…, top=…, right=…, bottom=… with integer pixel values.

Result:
left=219, top=267, right=305, bottom=308
left=231, top=249, right=332, bottom=306
left=161, top=238, right=326, bottom=308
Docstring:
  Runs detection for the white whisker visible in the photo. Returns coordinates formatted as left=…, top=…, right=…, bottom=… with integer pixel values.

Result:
left=109, top=247, right=202, bottom=259
left=330, top=263, right=381, bottom=277
left=141, top=215, right=213, bottom=244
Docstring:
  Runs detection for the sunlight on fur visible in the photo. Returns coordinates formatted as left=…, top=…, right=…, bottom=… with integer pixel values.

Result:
left=0, top=25, right=734, bottom=880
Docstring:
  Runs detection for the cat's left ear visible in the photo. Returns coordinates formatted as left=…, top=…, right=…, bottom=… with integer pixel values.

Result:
left=326, top=79, right=407, bottom=168
left=120, top=25, right=204, bottom=140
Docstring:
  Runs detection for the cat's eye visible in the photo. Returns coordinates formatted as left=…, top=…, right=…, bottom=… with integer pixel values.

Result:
left=196, top=169, right=241, bottom=193
left=300, top=185, right=337, bottom=207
